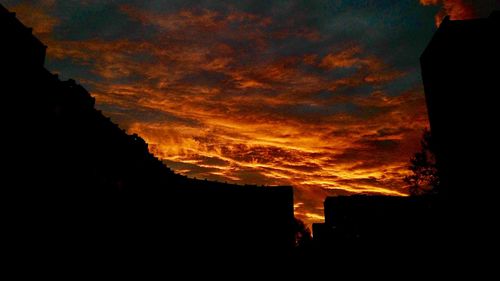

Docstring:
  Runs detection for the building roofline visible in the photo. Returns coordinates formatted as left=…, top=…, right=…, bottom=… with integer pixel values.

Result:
left=420, top=12, right=498, bottom=62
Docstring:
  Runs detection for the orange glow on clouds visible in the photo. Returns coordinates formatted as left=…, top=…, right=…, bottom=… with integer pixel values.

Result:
left=9, top=2, right=433, bottom=225
left=419, top=0, right=491, bottom=26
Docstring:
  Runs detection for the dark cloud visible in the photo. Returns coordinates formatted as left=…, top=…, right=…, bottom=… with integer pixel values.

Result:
left=363, top=127, right=413, bottom=139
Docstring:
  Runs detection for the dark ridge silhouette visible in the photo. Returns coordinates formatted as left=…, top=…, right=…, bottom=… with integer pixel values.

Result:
left=1, top=4, right=297, bottom=264
left=312, top=12, right=500, bottom=255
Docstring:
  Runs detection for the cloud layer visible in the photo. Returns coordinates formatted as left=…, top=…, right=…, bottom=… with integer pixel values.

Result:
left=5, top=0, right=446, bottom=225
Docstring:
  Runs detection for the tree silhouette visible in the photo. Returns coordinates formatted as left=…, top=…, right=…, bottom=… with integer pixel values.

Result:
left=293, top=218, right=312, bottom=249
left=404, top=128, right=440, bottom=196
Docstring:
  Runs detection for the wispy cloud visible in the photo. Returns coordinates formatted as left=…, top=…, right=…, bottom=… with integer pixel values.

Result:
left=6, top=0, right=439, bottom=225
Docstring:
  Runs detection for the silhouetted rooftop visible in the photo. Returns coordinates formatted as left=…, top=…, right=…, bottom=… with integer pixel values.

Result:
left=2, top=2, right=297, bottom=260
left=1, top=3, right=47, bottom=67
left=421, top=11, right=499, bottom=61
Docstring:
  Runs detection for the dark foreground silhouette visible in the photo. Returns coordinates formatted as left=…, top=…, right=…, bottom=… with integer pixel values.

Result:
left=312, top=12, right=500, bottom=258
left=1, top=4, right=299, bottom=267
left=3, top=2, right=500, bottom=269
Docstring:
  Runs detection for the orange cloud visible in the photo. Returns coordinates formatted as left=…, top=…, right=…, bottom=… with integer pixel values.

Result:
left=50, top=35, right=422, bottom=225
left=8, top=2, right=59, bottom=37
left=319, top=47, right=365, bottom=69
left=419, top=0, right=494, bottom=26
left=9, top=3, right=430, bottom=226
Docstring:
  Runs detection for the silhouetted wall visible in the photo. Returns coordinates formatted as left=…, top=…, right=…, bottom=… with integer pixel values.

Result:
left=421, top=12, right=500, bottom=199
left=2, top=3, right=296, bottom=262
left=312, top=195, right=444, bottom=251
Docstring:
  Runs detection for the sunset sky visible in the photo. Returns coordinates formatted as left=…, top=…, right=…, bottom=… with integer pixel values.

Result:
left=5, top=0, right=497, bottom=224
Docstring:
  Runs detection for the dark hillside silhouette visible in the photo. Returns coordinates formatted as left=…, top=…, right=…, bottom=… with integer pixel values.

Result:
left=1, top=4, right=296, bottom=263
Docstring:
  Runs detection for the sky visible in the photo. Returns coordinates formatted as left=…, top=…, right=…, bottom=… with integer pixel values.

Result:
left=4, top=0, right=498, bottom=225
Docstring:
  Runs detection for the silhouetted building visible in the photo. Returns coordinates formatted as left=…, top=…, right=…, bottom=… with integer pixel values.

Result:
left=1, top=4, right=46, bottom=68
left=313, top=13, right=500, bottom=251
left=1, top=3, right=296, bottom=263
left=421, top=12, right=500, bottom=199
left=312, top=195, right=442, bottom=251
